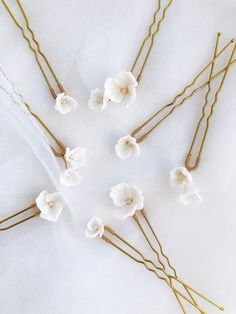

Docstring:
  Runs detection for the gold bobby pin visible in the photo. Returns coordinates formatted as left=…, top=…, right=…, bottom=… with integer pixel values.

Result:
left=1, top=0, right=65, bottom=99
left=87, top=184, right=224, bottom=311
left=0, top=65, right=85, bottom=187
left=0, top=203, right=39, bottom=231
left=185, top=34, right=236, bottom=171
left=131, top=0, right=173, bottom=83
left=0, top=189, right=64, bottom=231
left=130, top=34, right=235, bottom=147
left=100, top=212, right=223, bottom=314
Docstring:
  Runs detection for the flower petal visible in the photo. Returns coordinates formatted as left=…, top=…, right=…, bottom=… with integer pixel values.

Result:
left=104, top=78, right=123, bottom=103
left=60, top=169, right=82, bottom=187
left=110, top=183, right=129, bottom=207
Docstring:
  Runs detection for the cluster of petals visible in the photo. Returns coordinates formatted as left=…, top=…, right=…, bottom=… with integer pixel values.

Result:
left=60, top=146, right=86, bottom=188
left=115, top=135, right=140, bottom=159
left=170, top=167, right=202, bottom=205
left=88, top=71, right=138, bottom=111
left=36, top=190, right=64, bottom=222
left=55, top=92, right=78, bottom=114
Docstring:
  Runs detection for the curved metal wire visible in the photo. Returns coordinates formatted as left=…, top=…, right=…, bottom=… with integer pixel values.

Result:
left=101, top=233, right=206, bottom=313
left=185, top=40, right=236, bottom=171
left=131, top=0, right=173, bottom=83
left=0, top=203, right=39, bottom=231
left=0, top=0, right=64, bottom=98
left=131, top=37, right=235, bottom=144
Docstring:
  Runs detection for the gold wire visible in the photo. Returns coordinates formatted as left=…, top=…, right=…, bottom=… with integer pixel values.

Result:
left=139, top=209, right=199, bottom=309
left=133, top=212, right=201, bottom=312
left=131, top=0, right=161, bottom=74
left=184, top=32, right=220, bottom=171
left=105, top=226, right=187, bottom=313
left=101, top=233, right=206, bottom=313
left=131, top=0, right=173, bottom=83
left=136, top=209, right=224, bottom=311
left=131, top=37, right=235, bottom=142
left=24, top=103, right=66, bottom=158
left=0, top=0, right=63, bottom=98
left=136, top=0, right=173, bottom=83
left=185, top=39, right=236, bottom=171
left=15, top=0, right=64, bottom=93
left=0, top=203, right=39, bottom=231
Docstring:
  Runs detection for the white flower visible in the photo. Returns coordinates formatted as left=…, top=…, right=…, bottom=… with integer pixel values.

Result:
left=110, top=183, right=144, bottom=219
left=36, top=190, right=64, bottom=222
left=170, top=167, right=193, bottom=188
left=65, top=146, right=86, bottom=169
left=60, top=168, right=82, bottom=187
left=88, top=88, right=109, bottom=111
left=85, top=217, right=104, bottom=239
left=179, top=187, right=202, bottom=205
left=115, top=135, right=140, bottom=159
left=104, top=71, right=138, bottom=107
left=55, top=92, right=77, bottom=114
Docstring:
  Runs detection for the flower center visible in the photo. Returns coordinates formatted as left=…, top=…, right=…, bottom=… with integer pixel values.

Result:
left=121, top=87, right=128, bottom=94
left=93, top=225, right=98, bottom=231
left=126, top=141, right=131, bottom=147
left=126, top=198, right=133, bottom=205
left=61, top=99, right=67, bottom=106
left=48, top=201, right=55, bottom=208
left=70, top=153, right=78, bottom=160
left=178, top=174, right=185, bottom=181
left=98, top=97, right=104, bottom=104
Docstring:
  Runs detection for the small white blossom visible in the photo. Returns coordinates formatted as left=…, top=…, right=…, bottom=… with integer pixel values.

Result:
left=85, top=217, right=104, bottom=239
left=36, top=190, right=64, bottom=222
left=55, top=92, right=77, bottom=114
left=115, top=135, right=140, bottom=159
left=60, top=168, right=82, bottom=187
left=170, top=167, right=193, bottom=188
left=179, top=187, right=202, bottom=205
left=110, top=183, right=144, bottom=219
left=104, top=71, right=138, bottom=107
left=65, top=146, right=86, bottom=169
left=88, top=88, right=109, bottom=111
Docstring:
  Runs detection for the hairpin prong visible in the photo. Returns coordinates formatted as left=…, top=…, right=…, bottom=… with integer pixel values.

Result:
left=132, top=210, right=224, bottom=311
left=131, top=0, right=173, bottom=83
left=104, top=225, right=188, bottom=313
left=1, top=0, right=65, bottom=99
left=102, top=227, right=207, bottom=313
left=130, top=36, right=235, bottom=143
left=185, top=40, right=236, bottom=171
left=0, top=203, right=39, bottom=231
left=24, top=103, right=66, bottom=157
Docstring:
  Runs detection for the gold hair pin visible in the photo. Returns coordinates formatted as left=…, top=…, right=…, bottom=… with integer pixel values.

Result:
left=0, top=191, right=65, bottom=231
left=0, top=65, right=86, bottom=188
left=86, top=183, right=224, bottom=313
left=115, top=33, right=236, bottom=204
left=88, top=0, right=173, bottom=111
left=1, top=0, right=77, bottom=114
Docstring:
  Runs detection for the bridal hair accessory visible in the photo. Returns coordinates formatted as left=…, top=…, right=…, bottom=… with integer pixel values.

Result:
left=0, top=191, right=64, bottom=231
left=88, top=0, right=173, bottom=110
left=1, top=0, right=77, bottom=114
left=86, top=183, right=224, bottom=313
left=116, top=33, right=236, bottom=203
left=0, top=66, right=86, bottom=187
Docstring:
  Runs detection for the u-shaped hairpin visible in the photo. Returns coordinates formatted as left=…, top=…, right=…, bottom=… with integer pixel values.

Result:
left=0, top=66, right=86, bottom=187
left=88, top=1, right=174, bottom=111
left=1, top=0, right=64, bottom=99
left=131, top=0, right=173, bottom=83
left=88, top=207, right=224, bottom=313
left=128, top=34, right=235, bottom=165
left=185, top=34, right=236, bottom=171
left=0, top=203, right=39, bottom=231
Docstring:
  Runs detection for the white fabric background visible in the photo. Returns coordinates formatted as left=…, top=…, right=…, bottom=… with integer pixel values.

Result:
left=0, top=0, right=236, bottom=313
